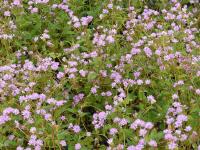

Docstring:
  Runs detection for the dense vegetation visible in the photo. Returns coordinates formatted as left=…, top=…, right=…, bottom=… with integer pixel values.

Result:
left=0, top=0, right=200, bottom=149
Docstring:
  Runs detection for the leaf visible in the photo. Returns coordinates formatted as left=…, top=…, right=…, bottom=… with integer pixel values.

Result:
left=138, top=89, right=146, bottom=101
left=87, top=72, right=97, bottom=81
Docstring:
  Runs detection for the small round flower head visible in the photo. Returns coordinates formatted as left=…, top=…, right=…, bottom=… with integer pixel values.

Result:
left=16, top=146, right=24, bottom=150
left=91, top=86, right=97, bottom=94
left=196, top=89, right=200, bottom=95
left=4, top=11, right=11, bottom=17
left=148, top=140, right=157, bottom=147
left=86, top=132, right=91, bottom=136
left=147, top=95, right=156, bottom=104
left=75, top=143, right=81, bottom=150
left=185, top=126, right=192, bottom=132
left=13, top=0, right=21, bottom=5
left=127, top=145, right=135, bottom=150
left=168, top=142, right=177, bottom=150
left=107, top=4, right=113, bottom=9
left=31, top=8, right=38, bottom=14
left=57, top=72, right=64, bottom=79
left=8, top=135, right=15, bottom=140
left=145, top=79, right=151, bottom=85
left=30, top=127, right=36, bottom=134
left=109, top=128, right=118, bottom=135
left=172, top=94, right=179, bottom=100
left=60, top=140, right=67, bottom=146
left=107, top=138, right=113, bottom=145
left=139, top=129, right=147, bottom=137
left=137, top=79, right=143, bottom=85
left=60, top=116, right=65, bottom=121
left=73, top=125, right=81, bottom=133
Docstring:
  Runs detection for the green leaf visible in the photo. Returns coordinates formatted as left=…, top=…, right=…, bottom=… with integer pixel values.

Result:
left=87, top=72, right=97, bottom=81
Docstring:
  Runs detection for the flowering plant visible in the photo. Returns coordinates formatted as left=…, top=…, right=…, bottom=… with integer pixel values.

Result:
left=0, top=0, right=200, bottom=150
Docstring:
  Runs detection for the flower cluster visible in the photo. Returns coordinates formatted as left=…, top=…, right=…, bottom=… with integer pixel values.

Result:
left=0, top=0, right=199, bottom=149
left=164, top=102, right=194, bottom=149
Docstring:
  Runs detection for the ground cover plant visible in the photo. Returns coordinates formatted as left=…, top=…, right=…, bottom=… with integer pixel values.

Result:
left=0, top=0, right=200, bottom=149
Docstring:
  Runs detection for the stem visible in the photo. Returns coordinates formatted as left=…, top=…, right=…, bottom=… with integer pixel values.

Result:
left=52, top=125, right=56, bottom=150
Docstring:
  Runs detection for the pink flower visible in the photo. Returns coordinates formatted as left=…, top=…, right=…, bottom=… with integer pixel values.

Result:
left=4, top=11, right=11, bottom=17
left=148, top=140, right=157, bottom=147
left=196, top=89, right=200, bottom=95
left=44, top=114, right=52, bottom=121
left=91, top=87, right=97, bottom=94
left=184, top=126, right=192, bottom=132
left=137, top=79, right=143, bottom=85
left=92, top=111, right=107, bottom=129
left=145, top=79, right=151, bottom=85
left=172, top=94, right=179, bottom=100
left=139, top=129, right=147, bottom=137
left=31, top=8, right=38, bottom=14
left=133, top=72, right=140, bottom=79
left=168, top=142, right=177, bottom=150
left=106, top=91, right=112, bottom=96
left=60, top=140, right=67, bottom=146
left=60, top=116, right=65, bottom=121
left=131, top=48, right=141, bottom=55
left=22, top=110, right=31, bottom=119
left=107, top=138, right=113, bottom=145
left=74, top=22, right=81, bottom=28
left=144, top=47, right=152, bottom=57
left=51, top=62, right=59, bottom=70
left=73, top=125, right=81, bottom=133
left=57, top=72, right=64, bottom=79
left=119, top=118, right=128, bottom=126
left=8, top=135, right=15, bottom=140
left=30, top=127, right=36, bottom=133
left=145, top=122, right=153, bottom=129
left=106, top=35, right=115, bottom=43
left=127, top=145, right=136, bottom=150
left=147, top=95, right=156, bottom=104
left=13, top=0, right=21, bottom=5
left=103, top=9, right=109, bottom=14
left=105, top=105, right=112, bottom=111
left=81, top=16, right=93, bottom=26
left=109, top=128, right=118, bottom=135
left=107, top=4, right=113, bottom=9
left=16, top=146, right=24, bottom=150
left=79, top=70, right=87, bottom=77
left=75, top=143, right=81, bottom=150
